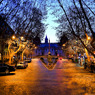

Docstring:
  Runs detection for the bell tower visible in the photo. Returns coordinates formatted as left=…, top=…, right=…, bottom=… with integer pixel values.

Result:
left=45, top=35, right=48, bottom=44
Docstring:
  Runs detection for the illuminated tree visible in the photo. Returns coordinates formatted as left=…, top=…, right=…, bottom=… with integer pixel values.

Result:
left=0, top=15, right=14, bottom=63
left=6, top=36, right=28, bottom=64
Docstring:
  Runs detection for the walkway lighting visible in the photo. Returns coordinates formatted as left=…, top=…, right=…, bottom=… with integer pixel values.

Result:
left=22, top=44, right=25, bottom=48
left=87, top=36, right=91, bottom=40
left=21, top=36, right=24, bottom=40
left=12, top=35, right=16, bottom=40
left=62, top=44, right=65, bottom=46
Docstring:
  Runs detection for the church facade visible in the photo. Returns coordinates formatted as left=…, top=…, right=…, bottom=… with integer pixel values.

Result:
left=33, top=36, right=64, bottom=56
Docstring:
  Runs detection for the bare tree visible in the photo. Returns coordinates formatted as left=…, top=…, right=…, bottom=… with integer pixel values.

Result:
left=55, top=0, right=95, bottom=57
left=0, top=0, right=47, bottom=62
left=0, top=0, right=47, bottom=41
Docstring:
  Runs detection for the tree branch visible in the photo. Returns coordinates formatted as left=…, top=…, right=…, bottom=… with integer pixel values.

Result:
left=79, top=0, right=95, bottom=36
left=82, top=0, right=95, bottom=16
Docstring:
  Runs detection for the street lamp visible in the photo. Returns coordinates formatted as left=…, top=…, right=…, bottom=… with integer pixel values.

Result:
left=21, top=36, right=24, bottom=41
left=87, top=36, right=91, bottom=40
left=22, top=44, right=25, bottom=48
left=62, top=44, right=65, bottom=47
left=12, top=35, right=16, bottom=40
left=35, top=46, right=37, bottom=49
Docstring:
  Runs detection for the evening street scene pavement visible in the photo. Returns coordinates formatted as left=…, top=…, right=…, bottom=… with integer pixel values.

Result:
left=0, top=0, right=95, bottom=95
left=0, top=58, right=95, bottom=95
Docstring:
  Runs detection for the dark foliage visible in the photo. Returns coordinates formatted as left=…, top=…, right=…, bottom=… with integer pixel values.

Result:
left=33, top=36, right=41, bottom=46
left=59, top=34, right=68, bottom=46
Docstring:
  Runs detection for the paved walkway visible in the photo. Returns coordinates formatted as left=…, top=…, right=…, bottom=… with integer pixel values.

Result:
left=0, top=58, right=95, bottom=95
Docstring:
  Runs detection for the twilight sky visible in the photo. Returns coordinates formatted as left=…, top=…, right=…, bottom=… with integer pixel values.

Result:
left=41, top=11, right=59, bottom=43
left=41, top=0, right=71, bottom=43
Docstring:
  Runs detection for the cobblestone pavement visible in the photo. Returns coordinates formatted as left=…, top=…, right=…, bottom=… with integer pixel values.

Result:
left=0, top=58, right=95, bottom=95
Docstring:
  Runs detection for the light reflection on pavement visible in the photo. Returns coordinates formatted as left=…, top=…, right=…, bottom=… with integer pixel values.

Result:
left=0, top=58, right=95, bottom=95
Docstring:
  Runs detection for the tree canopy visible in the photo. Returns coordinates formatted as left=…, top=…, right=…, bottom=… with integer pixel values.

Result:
left=0, top=0, right=47, bottom=41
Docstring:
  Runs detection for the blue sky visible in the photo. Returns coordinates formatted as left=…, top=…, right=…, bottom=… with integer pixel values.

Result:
left=41, top=9, right=59, bottom=43
left=41, top=0, right=71, bottom=43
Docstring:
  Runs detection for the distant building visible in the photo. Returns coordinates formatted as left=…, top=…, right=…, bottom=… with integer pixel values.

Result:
left=0, top=15, right=14, bottom=38
left=33, top=36, right=64, bottom=56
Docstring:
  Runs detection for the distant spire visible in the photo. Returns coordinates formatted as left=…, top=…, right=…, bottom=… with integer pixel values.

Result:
left=49, top=38, right=50, bottom=52
left=45, top=35, right=48, bottom=43
left=46, top=35, right=47, bottom=39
